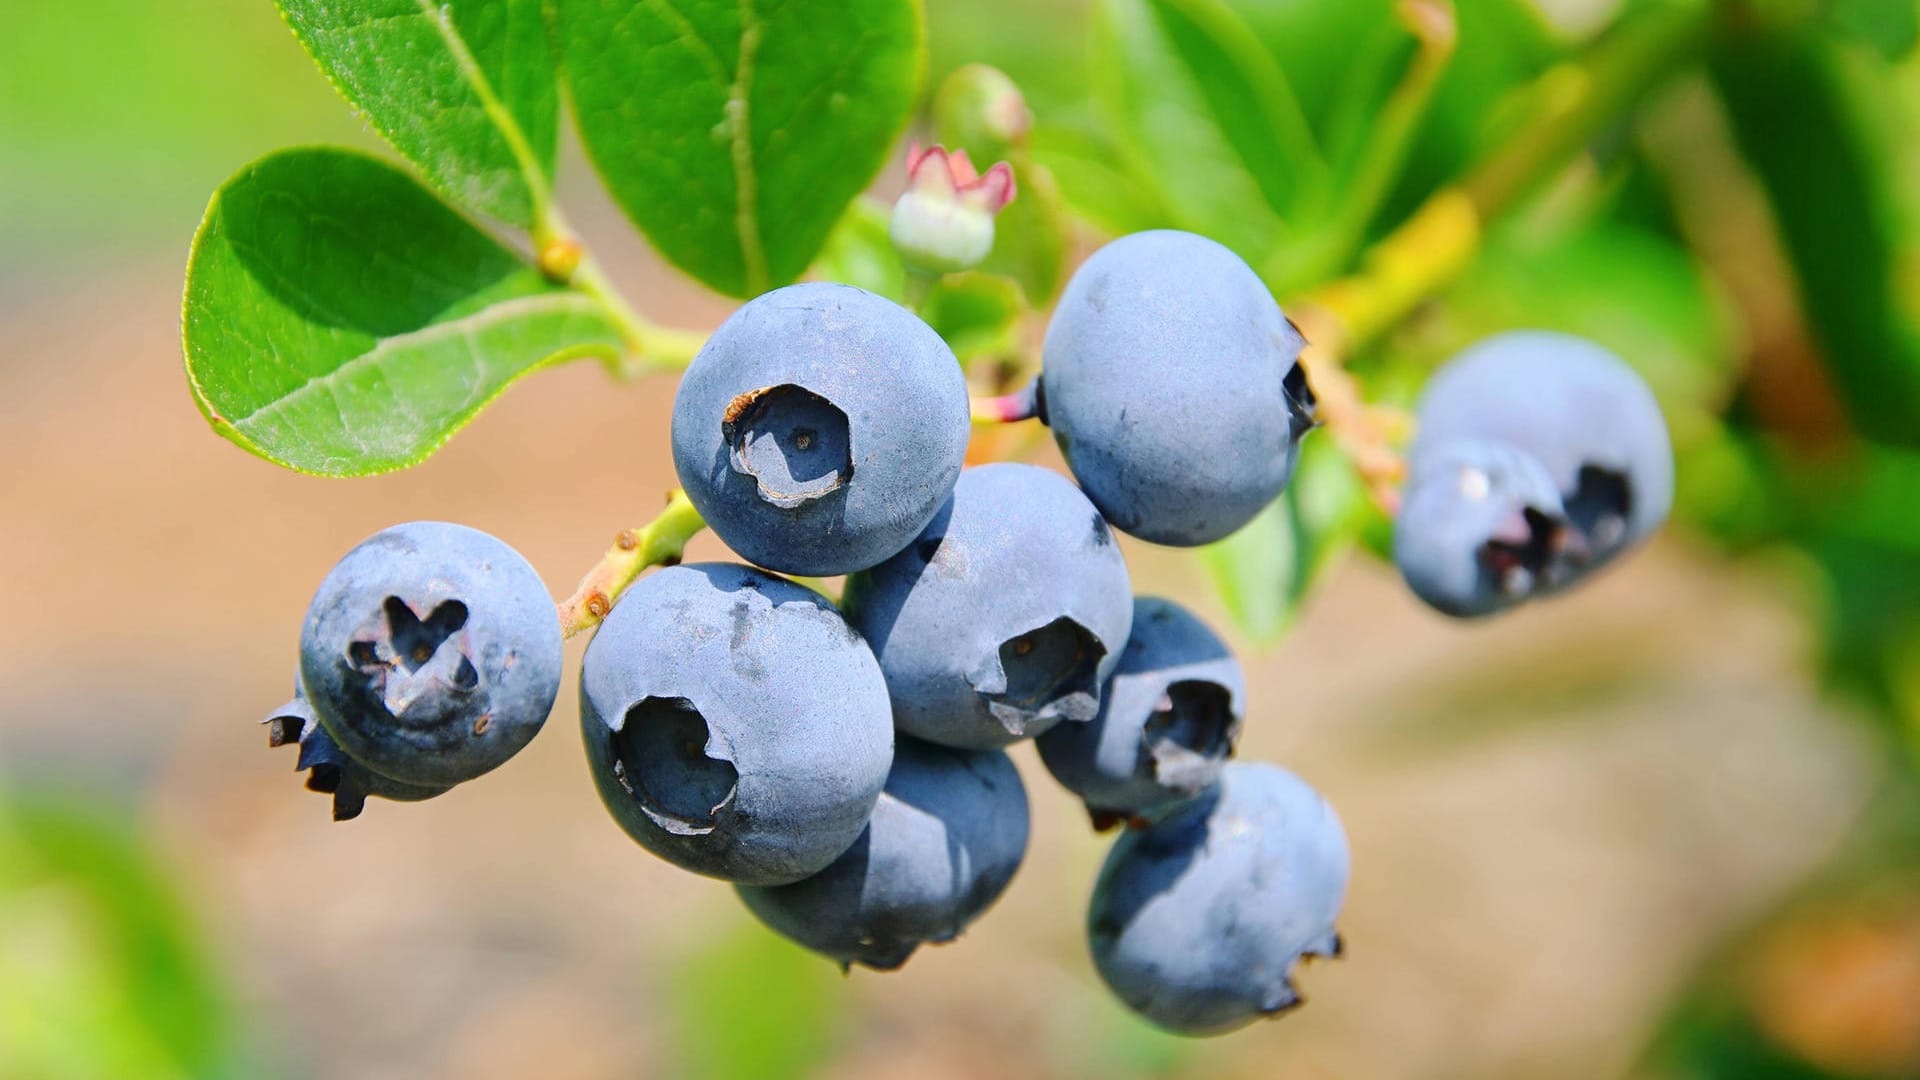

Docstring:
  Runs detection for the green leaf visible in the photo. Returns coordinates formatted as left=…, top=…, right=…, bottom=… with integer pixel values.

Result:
left=1231, top=0, right=1402, bottom=147
left=1378, top=0, right=1563, bottom=230
left=558, top=0, right=923, bottom=298
left=1228, top=0, right=1565, bottom=236
left=277, top=0, right=558, bottom=229
left=1712, top=28, right=1920, bottom=449
left=1030, top=118, right=1171, bottom=237
left=182, top=147, right=623, bottom=477
left=1202, top=491, right=1303, bottom=646
left=923, top=272, right=1024, bottom=361
left=1830, top=0, right=1920, bottom=60
left=1811, top=528, right=1920, bottom=766
left=1091, top=0, right=1322, bottom=259
left=1315, top=13, right=1426, bottom=181
left=1198, top=436, right=1368, bottom=644
left=0, top=797, right=243, bottom=1080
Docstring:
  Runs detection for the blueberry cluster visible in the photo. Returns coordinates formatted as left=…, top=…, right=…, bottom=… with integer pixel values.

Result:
left=263, top=229, right=1669, bottom=1036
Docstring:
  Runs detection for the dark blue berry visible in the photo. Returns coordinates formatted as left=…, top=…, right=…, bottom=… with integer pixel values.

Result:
left=298, top=522, right=562, bottom=788
left=1037, top=596, right=1244, bottom=822
left=671, top=282, right=970, bottom=576
left=1398, top=332, right=1672, bottom=616
left=1394, top=440, right=1576, bottom=617
left=1040, top=230, right=1315, bottom=546
left=1088, top=762, right=1348, bottom=1036
left=580, top=563, right=894, bottom=885
left=842, top=464, right=1134, bottom=749
left=737, top=736, right=1029, bottom=970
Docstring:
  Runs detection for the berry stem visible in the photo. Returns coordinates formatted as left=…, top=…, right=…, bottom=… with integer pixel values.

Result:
left=903, top=267, right=939, bottom=314
left=570, top=255, right=709, bottom=376
left=556, top=490, right=708, bottom=639
left=531, top=205, right=708, bottom=376
left=1293, top=308, right=1412, bottom=515
left=970, top=378, right=1042, bottom=424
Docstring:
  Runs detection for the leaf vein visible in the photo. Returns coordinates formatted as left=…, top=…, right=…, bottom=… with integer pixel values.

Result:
left=729, top=0, right=767, bottom=294
left=647, top=0, right=731, bottom=85
left=228, top=292, right=602, bottom=430
left=410, top=0, right=553, bottom=223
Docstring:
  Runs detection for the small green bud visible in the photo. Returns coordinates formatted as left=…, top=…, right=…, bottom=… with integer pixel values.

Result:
left=932, top=64, right=1032, bottom=160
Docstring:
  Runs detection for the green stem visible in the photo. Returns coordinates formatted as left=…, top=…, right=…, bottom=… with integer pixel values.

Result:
left=571, top=255, right=708, bottom=375
left=971, top=378, right=1043, bottom=424
left=434, top=10, right=708, bottom=376
left=557, top=490, right=708, bottom=638
left=903, top=268, right=939, bottom=313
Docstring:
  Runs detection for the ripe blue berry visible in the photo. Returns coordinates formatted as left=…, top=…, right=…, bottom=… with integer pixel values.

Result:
left=670, top=282, right=971, bottom=576
left=1088, top=762, right=1349, bottom=1036
left=1037, top=597, right=1244, bottom=823
left=1040, top=230, right=1316, bottom=546
left=298, top=522, right=563, bottom=789
left=842, top=463, right=1134, bottom=750
left=1393, top=439, right=1578, bottom=617
left=736, top=736, right=1030, bottom=971
left=580, top=563, right=894, bottom=885
left=1413, top=331, right=1672, bottom=567
left=265, top=683, right=451, bottom=821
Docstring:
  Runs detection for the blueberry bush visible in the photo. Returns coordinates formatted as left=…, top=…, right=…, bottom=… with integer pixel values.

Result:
left=115, top=0, right=1920, bottom=1063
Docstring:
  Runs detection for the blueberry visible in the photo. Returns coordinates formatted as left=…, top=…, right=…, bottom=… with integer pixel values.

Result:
left=298, top=522, right=563, bottom=789
left=579, top=563, right=894, bottom=885
left=1088, top=762, right=1349, bottom=1036
left=1412, top=331, right=1672, bottom=567
left=841, top=463, right=1134, bottom=750
left=670, top=282, right=971, bottom=576
left=1040, top=230, right=1316, bottom=546
left=264, top=682, right=451, bottom=821
left=1393, top=439, right=1580, bottom=617
left=1037, top=597, right=1244, bottom=823
left=736, top=736, right=1030, bottom=971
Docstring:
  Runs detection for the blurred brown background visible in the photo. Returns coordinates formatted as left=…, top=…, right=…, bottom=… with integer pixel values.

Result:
left=0, top=1, right=1906, bottom=1078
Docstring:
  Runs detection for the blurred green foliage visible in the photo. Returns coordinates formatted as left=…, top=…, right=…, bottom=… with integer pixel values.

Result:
left=1200, top=435, right=1377, bottom=646
left=668, top=917, right=850, bottom=1080
left=0, top=0, right=365, bottom=268
left=0, top=793, right=246, bottom=1080
left=1711, top=17, right=1920, bottom=451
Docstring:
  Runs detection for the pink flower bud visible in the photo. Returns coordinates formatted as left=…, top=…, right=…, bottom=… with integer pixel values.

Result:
left=890, top=142, right=1017, bottom=274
